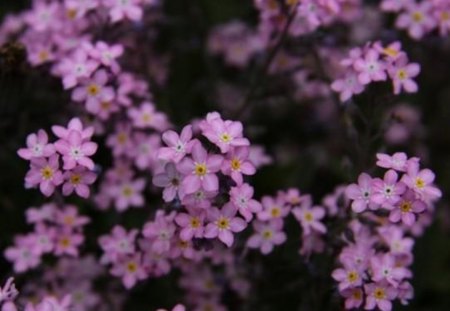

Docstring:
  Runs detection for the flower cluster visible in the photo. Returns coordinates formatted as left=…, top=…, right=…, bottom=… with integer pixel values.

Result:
left=4, top=204, right=89, bottom=273
left=381, top=0, right=450, bottom=39
left=332, top=152, right=441, bottom=310
left=19, top=118, right=98, bottom=198
left=331, top=42, right=421, bottom=102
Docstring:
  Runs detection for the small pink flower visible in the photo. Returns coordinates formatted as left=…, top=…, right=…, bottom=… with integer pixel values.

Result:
left=204, top=204, right=247, bottom=247
left=128, top=102, right=169, bottom=130
left=332, top=263, right=363, bottom=291
left=354, top=49, right=387, bottom=85
left=111, top=254, right=147, bottom=289
left=4, top=236, right=41, bottom=273
left=104, top=0, right=143, bottom=23
left=388, top=54, right=420, bottom=94
left=292, top=205, right=327, bottom=235
left=0, top=278, right=18, bottom=304
left=376, top=152, right=417, bottom=172
left=229, top=183, right=262, bottom=222
left=18, top=129, right=55, bottom=160
left=25, top=154, right=64, bottom=197
left=396, top=2, right=437, bottom=40
left=401, top=162, right=442, bottom=201
left=389, top=190, right=426, bottom=226
left=341, top=287, right=364, bottom=309
left=175, top=208, right=206, bottom=241
left=52, top=118, right=94, bottom=141
left=370, top=254, right=409, bottom=287
left=380, top=0, right=411, bottom=12
left=54, top=230, right=84, bottom=257
left=34, top=295, right=72, bottom=311
left=57, top=49, right=99, bottom=89
left=142, top=211, right=176, bottom=254
left=345, top=173, right=377, bottom=213
left=257, top=196, right=290, bottom=221
left=200, top=112, right=250, bottom=153
left=111, top=178, right=146, bottom=211
left=56, top=206, right=90, bottom=229
left=55, top=130, right=98, bottom=170
left=158, top=125, right=195, bottom=163
left=99, top=226, right=138, bottom=264
left=177, top=141, right=223, bottom=195
left=153, top=162, right=183, bottom=202
left=372, top=170, right=406, bottom=209
left=62, top=166, right=97, bottom=198
left=221, top=146, right=256, bottom=185
left=247, top=219, right=286, bottom=255
left=72, top=69, right=115, bottom=110
left=364, top=282, right=397, bottom=311
left=331, top=73, right=365, bottom=102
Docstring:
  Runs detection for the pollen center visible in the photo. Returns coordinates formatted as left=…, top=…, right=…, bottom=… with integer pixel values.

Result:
left=374, top=288, right=386, bottom=300
left=271, top=207, right=281, bottom=218
left=304, top=212, right=313, bottom=222
left=415, top=177, right=425, bottom=189
left=400, top=200, right=412, bottom=213
left=70, top=174, right=81, bottom=185
left=220, top=132, right=232, bottom=143
left=231, top=158, right=241, bottom=170
left=347, top=271, right=358, bottom=282
left=194, top=163, right=207, bottom=177
left=122, top=186, right=134, bottom=197
left=397, top=69, right=407, bottom=80
left=41, top=166, right=54, bottom=180
left=87, top=84, right=100, bottom=96
left=190, top=217, right=201, bottom=228
left=126, top=262, right=137, bottom=273
left=262, top=230, right=273, bottom=240
left=412, top=12, right=423, bottom=22
left=217, top=217, right=230, bottom=229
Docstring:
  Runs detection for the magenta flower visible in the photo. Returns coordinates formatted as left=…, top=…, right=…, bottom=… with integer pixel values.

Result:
left=396, top=2, right=437, bottom=40
left=88, top=41, right=124, bottom=70
left=56, top=206, right=90, bottom=229
left=331, top=264, right=363, bottom=291
left=381, top=0, right=411, bottom=12
left=0, top=277, right=18, bottom=304
left=292, top=205, right=326, bottom=235
left=111, top=178, right=145, bottom=211
left=229, top=183, right=262, bottom=222
left=221, top=146, right=256, bottom=185
left=62, top=166, right=97, bottom=198
left=131, top=132, right=161, bottom=170
left=341, top=288, right=364, bottom=309
left=104, top=0, right=143, bottom=23
left=354, top=49, right=387, bottom=85
left=204, top=204, right=247, bottom=247
left=153, top=163, right=183, bottom=202
left=177, top=142, right=223, bottom=194
left=55, top=130, right=98, bottom=170
left=17, top=129, right=55, bottom=160
left=402, top=162, right=442, bottom=201
left=52, top=117, right=94, bottom=141
left=57, top=49, right=99, bottom=89
left=142, top=211, right=176, bottom=254
left=388, top=54, right=420, bottom=94
left=158, top=125, right=195, bottom=163
left=181, top=189, right=217, bottom=209
left=54, top=230, right=84, bottom=257
left=99, top=226, right=138, bottom=264
left=364, top=282, right=398, bottom=311
left=257, top=195, right=290, bottom=221
left=4, top=236, right=41, bottom=273
left=200, top=112, right=250, bottom=153
left=111, top=254, right=147, bottom=289
left=25, top=154, right=63, bottom=197
left=331, top=73, right=365, bottom=102
left=376, top=152, right=414, bottom=172
left=72, top=69, right=115, bottom=110
left=31, top=224, right=56, bottom=255
left=372, top=170, right=406, bottom=209
left=128, top=102, right=169, bottom=130
left=345, top=173, right=376, bottom=213
left=175, top=208, right=206, bottom=241
left=370, top=254, right=409, bottom=287
left=247, top=219, right=286, bottom=255
left=389, top=190, right=426, bottom=226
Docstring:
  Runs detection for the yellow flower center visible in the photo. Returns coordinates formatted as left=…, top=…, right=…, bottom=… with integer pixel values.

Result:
left=268, top=0, right=279, bottom=10
left=270, top=207, right=281, bottom=218
left=87, top=84, right=100, bottom=96
left=382, top=47, right=399, bottom=58
left=441, top=11, right=450, bottom=21
left=286, top=0, right=299, bottom=7
left=231, top=158, right=241, bottom=171
left=63, top=215, right=75, bottom=226
left=217, top=217, right=230, bottom=229
left=397, top=69, right=407, bottom=80
left=374, top=287, right=386, bottom=300
left=178, top=240, right=189, bottom=249
left=262, top=230, right=273, bottom=240
left=347, top=271, right=359, bottom=283
left=412, top=12, right=423, bottom=23
left=194, top=163, right=207, bottom=177
left=126, top=262, right=137, bottom=273
left=141, top=113, right=152, bottom=123
left=100, top=101, right=111, bottom=110
left=41, top=166, right=54, bottom=180
left=66, top=9, right=77, bottom=19
left=415, top=177, right=425, bottom=189
left=122, top=186, right=133, bottom=197
left=38, top=50, right=49, bottom=62
left=352, top=289, right=362, bottom=300
left=400, top=200, right=412, bottom=213
left=190, top=217, right=201, bottom=228
left=304, top=212, right=314, bottom=222
left=117, top=132, right=128, bottom=144
left=59, top=237, right=71, bottom=248
left=220, top=133, right=232, bottom=143
left=70, top=173, right=81, bottom=185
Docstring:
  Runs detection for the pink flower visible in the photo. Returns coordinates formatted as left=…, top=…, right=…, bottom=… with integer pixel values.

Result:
left=128, top=102, right=169, bottom=130
left=158, top=125, right=195, bottom=163
left=72, top=69, right=115, bottom=110
left=142, top=211, right=176, bottom=254
left=388, top=54, right=420, bottom=94
left=4, top=236, right=41, bottom=273
left=331, top=73, right=365, bottom=102
left=111, top=254, right=147, bottom=289
left=354, top=49, right=387, bottom=85
left=247, top=219, right=286, bottom=254
left=0, top=278, right=18, bottom=304
left=130, top=132, right=161, bottom=170
left=104, top=0, right=143, bottom=23
left=55, top=130, right=98, bottom=170
left=57, top=49, right=99, bottom=89
left=31, top=224, right=56, bottom=255
left=34, top=295, right=72, bottom=311
left=25, top=154, right=64, bottom=197
left=229, top=183, right=262, bottom=222
left=332, top=264, right=363, bottom=291
left=389, top=190, right=426, bottom=226
left=62, top=166, right=97, bottom=198
left=372, top=170, right=406, bottom=209
left=153, top=163, right=183, bottom=202
left=380, top=0, right=412, bottom=12
left=401, top=162, right=442, bottom=201
left=175, top=208, right=206, bottom=241
left=292, top=205, right=327, bottom=235
left=88, top=41, right=124, bottom=71
left=54, top=230, right=84, bottom=257
left=177, top=142, right=223, bottom=195
left=364, top=282, right=397, bottom=311
left=221, top=147, right=256, bottom=185
left=111, top=178, right=146, bottom=211
left=200, top=112, right=250, bottom=153
left=341, top=288, right=364, bottom=309
left=204, top=204, right=247, bottom=247
left=56, top=206, right=90, bottom=229
left=396, top=2, right=437, bottom=39
left=376, top=152, right=418, bottom=172
left=345, top=173, right=376, bottom=213
left=370, top=254, right=409, bottom=287
left=257, top=196, right=290, bottom=221
left=18, top=129, right=55, bottom=160
left=99, top=226, right=138, bottom=264
left=52, top=118, right=94, bottom=141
